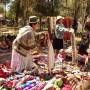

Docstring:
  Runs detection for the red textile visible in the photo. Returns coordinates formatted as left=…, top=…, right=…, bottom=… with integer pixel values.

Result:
left=63, top=17, right=73, bottom=28
left=3, top=61, right=11, bottom=69
left=64, top=32, right=71, bottom=41
left=0, top=69, right=6, bottom=78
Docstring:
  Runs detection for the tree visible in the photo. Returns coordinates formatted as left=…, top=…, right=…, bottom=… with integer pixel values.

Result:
left=0, top=4, right=4, bottom=13
left=7, top=0, right=21, bottom=25
left=7, top=0, right=36, bottom=26
left=72, top=0, right=90, bottom=31
left=34, top=0, right=61, bottom=16
left=57, top=0, right=90, bottom=32
left=20, top=0, right=37, bottom=24
left=34, top=0, right=61, bottom=40
left=86, top=0, right=90, bottom=16
left=3, top=0, right=10, bottom=18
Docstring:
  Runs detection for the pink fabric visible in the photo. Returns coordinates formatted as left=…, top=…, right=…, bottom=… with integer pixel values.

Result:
left=11, top=49, right=35, bottom=72
left=11, top=50, right=24, bottom=72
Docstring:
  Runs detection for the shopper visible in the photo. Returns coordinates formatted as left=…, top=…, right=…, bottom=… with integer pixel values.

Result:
left=11, top=16, right=39, bottom=73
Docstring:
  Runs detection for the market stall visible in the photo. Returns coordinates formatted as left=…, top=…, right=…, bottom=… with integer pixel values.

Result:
left=0, top=17, right=89, bottom=90
left=0, top=38, right=90, bottom=90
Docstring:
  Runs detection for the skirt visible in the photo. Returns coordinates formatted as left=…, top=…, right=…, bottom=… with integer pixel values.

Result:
left=53, top=37, right=63, bottom=50
left=11, top=49, right=35, bottom=72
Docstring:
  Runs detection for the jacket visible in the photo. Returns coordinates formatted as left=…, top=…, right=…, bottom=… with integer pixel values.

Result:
left=55, top=24, right=67, bottom=39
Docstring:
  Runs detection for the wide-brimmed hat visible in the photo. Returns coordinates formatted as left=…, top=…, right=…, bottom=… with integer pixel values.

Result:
left=29, top=16, right=38, bottom=24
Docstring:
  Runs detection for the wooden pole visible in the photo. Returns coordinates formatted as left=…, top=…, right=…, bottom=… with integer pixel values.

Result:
left=53, top=17, right=56, bottom=31
left=47, top=17, right=55, bottom=74
left=71, top=33, right=76, bottom=64
left=48, top=35, right=55, bottom=74
left=47, top=17, right=52, bottom=40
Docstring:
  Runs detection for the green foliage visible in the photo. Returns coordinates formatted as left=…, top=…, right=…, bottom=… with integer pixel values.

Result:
left=7, top=0, right=37, bottom=22
left=0, top=4, right=4, bottom=13
left=4, top=0, right=10, bottom=3
left=6, top=10, right=15, bottom=19
left=86, top=0, right=90, bottom=16
left=34, top=0, right=61, bottom=16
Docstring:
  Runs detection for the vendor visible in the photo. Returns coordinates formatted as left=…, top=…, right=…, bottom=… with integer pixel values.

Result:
left=85, top=46, right=90, bottom=71
left=52, top=16, right=67, bottom=58
left=11, top=16, right=39, bottom=73
left=77, top=33, right=89, bottom=67
left=78, top=33, right=89, bottom=55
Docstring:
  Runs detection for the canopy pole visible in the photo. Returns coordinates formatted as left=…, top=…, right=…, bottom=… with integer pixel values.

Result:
left=71, top=33, right=77, bottom=64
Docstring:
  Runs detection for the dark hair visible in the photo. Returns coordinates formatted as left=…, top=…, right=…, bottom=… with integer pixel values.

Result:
left=56, top=19, right=62, bottom=24
left=29, top=23, right=37, bottom=27
left=82, top=33, right=89, bottom=40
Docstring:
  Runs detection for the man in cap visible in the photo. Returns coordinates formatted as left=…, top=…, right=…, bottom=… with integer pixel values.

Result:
left=11, top=16, right=39, bottom=73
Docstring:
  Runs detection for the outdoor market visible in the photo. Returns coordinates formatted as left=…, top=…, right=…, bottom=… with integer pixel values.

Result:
left=0, top=0, right=90, bottom=90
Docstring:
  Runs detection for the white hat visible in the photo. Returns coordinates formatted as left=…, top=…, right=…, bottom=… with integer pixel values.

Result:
left=29, top=16, right=38, bottom=23
left=56, top=16, right=64, bottom=20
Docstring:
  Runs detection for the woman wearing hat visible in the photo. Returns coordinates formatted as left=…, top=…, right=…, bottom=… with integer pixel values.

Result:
left=53, top=16, right=67, bottom=58
left=11, top=16, right=39, bottom=73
